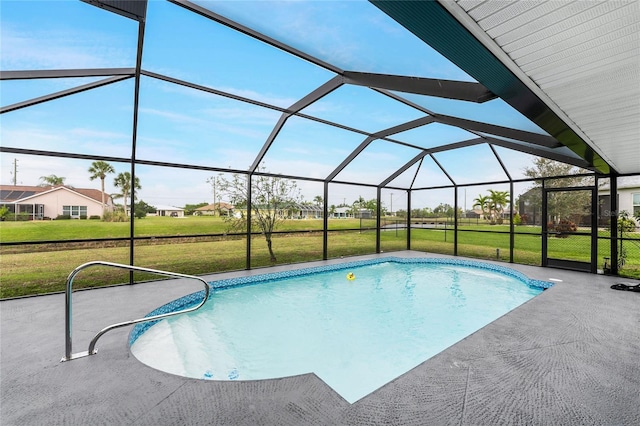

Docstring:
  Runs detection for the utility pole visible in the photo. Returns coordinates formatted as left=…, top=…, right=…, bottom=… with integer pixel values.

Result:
left=207, top=174, right=222, bottom=215
left=213, top=177, right=218, bottom=215
left=390, top=193, right=393, bottom=216
left=11, top=158, right=18, bottom=185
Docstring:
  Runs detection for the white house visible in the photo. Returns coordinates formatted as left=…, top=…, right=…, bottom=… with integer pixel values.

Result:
left=331, top=207, right=353, bottom=218
left=0, top=185, right=113, bottom=219
left=598, top=176, right=640, bottom=225
left=153, top=205, right=185, bottom=217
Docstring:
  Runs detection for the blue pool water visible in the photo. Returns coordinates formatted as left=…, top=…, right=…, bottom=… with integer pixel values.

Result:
left=130, top=257, right=551, bottom=403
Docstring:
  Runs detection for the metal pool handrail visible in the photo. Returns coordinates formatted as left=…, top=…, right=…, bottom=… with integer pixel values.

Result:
left=62, top=261, right=210, bottom=362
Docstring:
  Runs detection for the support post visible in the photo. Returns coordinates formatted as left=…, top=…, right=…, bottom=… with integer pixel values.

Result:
left=509, top=181, right=514, bottom=263
left=453, top=186, right=458, bottom=256
left=406, top=189, right=411, bottom=250
left=246, top=174, right=252, bottom=270
left=323, top=182, right=329, bottom=260
left=610, top=174, right=618, bottom=275
left=376, top=187, right=381, bottom=253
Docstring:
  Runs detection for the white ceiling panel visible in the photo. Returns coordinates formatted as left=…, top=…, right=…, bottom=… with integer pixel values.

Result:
left=447, top=0, right=640, bottom=174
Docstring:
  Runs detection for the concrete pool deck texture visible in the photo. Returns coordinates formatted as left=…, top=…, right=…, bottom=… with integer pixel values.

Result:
left=1, top=251, right=639, bottom=425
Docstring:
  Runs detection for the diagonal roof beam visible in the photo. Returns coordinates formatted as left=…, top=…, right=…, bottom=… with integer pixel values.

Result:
left=424, top=137, right=485, bottom=155
left=379, top=151, right=429, bottom=187
left=375, top=87, right=561, bottom=151
left=142, top=70, right=423, bottom=148
left=325, top=116, right=436, bottom=182
left=170, top=0, right=343, bottom=75
left=408, top=157, right=424, bottom=190
left=429, top=153, right=456, bottom=186
left=249, top=76, right=344, bottom=172
left=380, top=137, right=488, bottom=188
left=0, top=75, right=133, bottom=114
left=142, top=69, right=282, bottom=111
left=488, top=144, right=511, bottom=181
left=0, top=68, right=136, bottom=81
left=432, top=114, right=560, bottom=148
left=482, top=136, right=594, bottom=171
left=343, top=71, right=496, bottom=103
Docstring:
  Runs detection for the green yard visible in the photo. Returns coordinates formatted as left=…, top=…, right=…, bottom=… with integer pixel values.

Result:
left=1, top=216, right=639, bottom=298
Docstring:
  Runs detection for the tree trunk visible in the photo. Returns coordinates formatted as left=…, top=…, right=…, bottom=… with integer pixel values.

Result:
left=100, top=178, right=106, bottom=217
left=266, top=235, right=276, bottom=262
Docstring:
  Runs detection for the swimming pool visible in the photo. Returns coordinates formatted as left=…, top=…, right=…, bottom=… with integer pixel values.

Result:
left=130, top=257, right=552, bottom=403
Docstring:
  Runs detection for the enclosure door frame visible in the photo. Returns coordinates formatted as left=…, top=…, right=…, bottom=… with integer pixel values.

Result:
left=542, top=186, right=598, bottom=273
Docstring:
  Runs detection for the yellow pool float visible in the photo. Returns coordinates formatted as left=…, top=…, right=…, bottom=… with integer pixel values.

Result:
left=346, top=272, right=355, bottom=281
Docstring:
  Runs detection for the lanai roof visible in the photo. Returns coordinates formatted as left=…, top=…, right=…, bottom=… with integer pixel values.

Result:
left=1, top=0, right=637, bottom=206
left=374, top=0, right=639, bottom=175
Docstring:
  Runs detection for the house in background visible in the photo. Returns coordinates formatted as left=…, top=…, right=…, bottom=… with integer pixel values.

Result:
left=195, top=202, right=234, bottom=216
left=331, top=207, right=353, bottom=219
left=598, top=176, right=640, bottom=226
left=151, top=205, right=185, bottom=217
left=0, top=185, right=113, bottom=219
left=294, top=204, right=323, bottom=219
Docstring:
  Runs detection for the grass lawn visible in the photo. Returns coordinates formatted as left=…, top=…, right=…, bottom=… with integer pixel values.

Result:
left=2, top=217, right=639, bottom=298
left=0, top=231, right=379, bottom=298
left=0, top=216, right=371, bottom=243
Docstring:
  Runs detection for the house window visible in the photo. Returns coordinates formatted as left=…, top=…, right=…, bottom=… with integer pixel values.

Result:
left=633, top=193, right=640, bottom=216
left=63, top=205, right=88, bottom=218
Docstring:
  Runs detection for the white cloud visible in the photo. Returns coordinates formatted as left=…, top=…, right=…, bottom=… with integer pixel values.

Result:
left=70, top=128, right=131, bottom=141
left=0, top=25, right=131, bottom=70
left=143, top=71, right=299, bottom=109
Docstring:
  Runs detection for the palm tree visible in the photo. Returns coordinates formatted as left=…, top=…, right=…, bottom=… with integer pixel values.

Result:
left=473, top=194, right=490, bottom=221
left=313, top=195, right=323, bottom=206
left=352, top=196, right=365, bottom=217
left=88, top=161, right=115, bottom=217
left=489, top=190, right=510, bottom=224
left=39, top=174, right=66, bottom=186
left=113, top=172, right=141, bottom=216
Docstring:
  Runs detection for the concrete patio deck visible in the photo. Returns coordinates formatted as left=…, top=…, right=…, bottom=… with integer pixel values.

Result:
left=1, top=251, right=639, bottom=425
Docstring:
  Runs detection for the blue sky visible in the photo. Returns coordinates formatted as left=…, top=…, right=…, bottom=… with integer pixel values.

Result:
left=1, top=0, right=551, bottom=211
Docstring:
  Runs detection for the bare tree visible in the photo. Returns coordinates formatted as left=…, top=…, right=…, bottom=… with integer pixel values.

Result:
left=219, top=171, right=301, bottom=262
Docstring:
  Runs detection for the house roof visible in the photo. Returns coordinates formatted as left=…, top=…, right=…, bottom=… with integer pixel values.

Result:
left=195, top=202, right=234, bottom=211
left=0, top=185, right=108, bottom=204
left=295, top=204, right=323, bottom=212
left=0, top=185, right=43, bottom=202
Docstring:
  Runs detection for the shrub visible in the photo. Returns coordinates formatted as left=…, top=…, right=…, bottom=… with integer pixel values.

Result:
left=80, top=215, right=87, bottom=220
left=618, top=211, right=637, bottom=233
left=133, top=208, right=147, bottom=219
left=548, top=220, right=577, bottom=237
left=55, top=214, right=72, bottom=220
left=512, top=213, right=522, bottom=226
left=4, top=213, right=32, bottom=221
left=102, top=211, right=129, bottom=222
left=89, top=215, right=101, bottom=220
